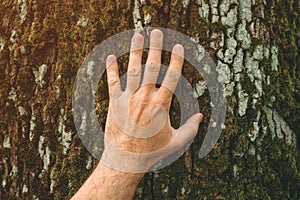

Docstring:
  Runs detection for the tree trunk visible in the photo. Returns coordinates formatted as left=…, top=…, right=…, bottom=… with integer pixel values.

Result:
left=0, top=0, right=299, bottom=199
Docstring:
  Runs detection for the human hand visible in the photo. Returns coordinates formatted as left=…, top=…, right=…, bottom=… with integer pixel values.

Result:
left=100, top=29, right=203, bottom=173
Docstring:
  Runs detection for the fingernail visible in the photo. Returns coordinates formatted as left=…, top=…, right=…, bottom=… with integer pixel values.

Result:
left=151, top=29, right=162, bottom=38
left=106, top=55, right=116, bottom=67
left=133, top=34, right=144, bottom=49
left=199, top=113, right=203, bottom=120
left=134, top=34, right=143, bottom=43
left=173, top=44, right=184, bottom=54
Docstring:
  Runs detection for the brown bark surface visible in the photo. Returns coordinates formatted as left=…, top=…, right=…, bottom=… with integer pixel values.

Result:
left=0, top=0, right=299, bottom=199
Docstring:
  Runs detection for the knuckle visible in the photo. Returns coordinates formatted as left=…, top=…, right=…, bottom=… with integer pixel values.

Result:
left=106, top=66, right=116, bottom=73
left=128, top=67, right=141, bottom=76
left=171, top=55, right=184, bottom=63
left=167, top=70, right=180, bottom=80
left=130, top=49, right=142, bottom=57
left=150, top=41, right=162, bottom=49
left=108, top=74, right=119, bottom=86
left=146, top=63, right=160, bottom=72
left=153, top=94, right=169, bottom=106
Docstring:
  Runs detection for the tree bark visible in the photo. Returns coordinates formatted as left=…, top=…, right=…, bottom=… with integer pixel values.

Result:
left=0, top=0, right=299, bottom=199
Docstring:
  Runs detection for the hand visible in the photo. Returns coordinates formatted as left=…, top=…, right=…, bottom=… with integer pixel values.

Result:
left=101, top=29, right=203, bottom=173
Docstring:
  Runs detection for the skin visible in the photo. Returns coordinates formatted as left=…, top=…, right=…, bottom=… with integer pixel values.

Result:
left=71, top=29, right=203, bottom=200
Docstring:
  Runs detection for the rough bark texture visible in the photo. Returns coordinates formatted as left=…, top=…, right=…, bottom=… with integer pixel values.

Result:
left=0, top=0, right=299, bottom=199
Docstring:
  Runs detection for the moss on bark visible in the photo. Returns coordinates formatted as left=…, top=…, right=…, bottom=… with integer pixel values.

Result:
left=0, top=0, right=299, bottom=199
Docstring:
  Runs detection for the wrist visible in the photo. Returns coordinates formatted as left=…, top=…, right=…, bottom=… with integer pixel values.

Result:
left=96, top=161, right=145, bottom=180
left=101, top=136, right=156, bottom=173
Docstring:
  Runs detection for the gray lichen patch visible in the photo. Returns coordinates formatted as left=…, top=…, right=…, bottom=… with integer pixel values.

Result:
left=238, top=0, right=252, bottom=22
left=0, top=38, right=5, bottom=52
left=2, top=179, right=6, bottom=188
left=233, top=49, right=244, bottom=74
left=1, top=0, right=298, bottom=199
left=236, top=21, right=251, bottom=49
left=210, top=0, right=219, bottom=23
left=58, top=109, right=73, bottom=155
left=29, top=104, right=36, bottom=141
left=33, top=64, right=48, bottom=88
left=143, top=13, right=152, bottom=25
left=3, top=135, right=11, bottom=148
left=22, top=184, right=28, bottom=193
left=193, top=40, right=206, bottom=62
left=85, top=156, right=93, bottom=170
left=224, top=37, right=237, bottom=63
left=18, top=0, right=27, bottom=24
left=182, top=0, right=190, bottom=15
left=38, top=135, right=51, bottom=171
left=248, top=111, right=260, bottom=141
left=221, top=6, right=238, bottom=27
left=253, top=45, right=264, bottom=61
left=77, top=16, right=89, bottom=27
left=7, top=87, right=17, bottom=102
left=270, top=46, right=279, bottom=71
left=132, top=0, right=143, bottom=32
left=193, top=80, right=207, bottom=98
left=203, top=62, right=211, bottom=74
left=216, top=61, right=232, bottom=84
left=9, top=29, right=17, bottom=44
left=197, top=0, right=209, bottom=22
left=43, top=146, right=51, bottom=171
left=237, top=83, right=249, bottom=116
left=263, top=106, right=296, bottom=146
left=18, top=106, right=26, bottom=116
left=245, top=54, right=260, bottom=82
left=9, top=165, right=18, bottom=177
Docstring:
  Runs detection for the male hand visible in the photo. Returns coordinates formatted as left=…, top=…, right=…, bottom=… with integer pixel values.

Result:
left=101, top=29, right=203, bottom=173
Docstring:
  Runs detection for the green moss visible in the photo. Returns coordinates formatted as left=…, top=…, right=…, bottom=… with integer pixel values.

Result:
left=256, top=138, right=300, bottom=199
left=51, top=143, right=92, bottom=199
left=265, top=0, right=300, bottom=142
left=2, top=0, right=299, bottom=199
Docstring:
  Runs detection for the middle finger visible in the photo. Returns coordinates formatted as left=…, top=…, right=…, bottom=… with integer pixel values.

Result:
left=141, top=29, right=163, bottom=87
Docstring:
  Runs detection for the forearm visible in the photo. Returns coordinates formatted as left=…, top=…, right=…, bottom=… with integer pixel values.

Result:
left=71, top=162, right=144, bottom=200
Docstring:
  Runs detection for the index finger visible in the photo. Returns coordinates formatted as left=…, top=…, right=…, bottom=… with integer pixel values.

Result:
left=126, top=34, right=144, bottom=94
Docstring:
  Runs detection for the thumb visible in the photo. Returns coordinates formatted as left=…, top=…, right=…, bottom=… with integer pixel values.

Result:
left=173, top=113, right=203, bottom=149
left=148, top=113, right=203, bottom=166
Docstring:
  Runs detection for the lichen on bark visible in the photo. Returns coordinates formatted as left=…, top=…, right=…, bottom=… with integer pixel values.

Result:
left=0, top=0, right=299, bottom=199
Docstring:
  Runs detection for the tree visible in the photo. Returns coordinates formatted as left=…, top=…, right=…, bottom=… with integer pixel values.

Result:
left=0, top=0, right=299, bottom=199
